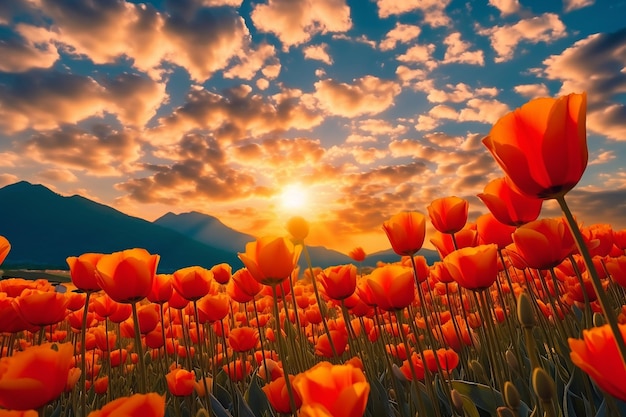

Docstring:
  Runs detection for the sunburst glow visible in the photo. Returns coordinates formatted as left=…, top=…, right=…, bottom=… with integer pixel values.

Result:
left=278, top=184, right=309, bottom=210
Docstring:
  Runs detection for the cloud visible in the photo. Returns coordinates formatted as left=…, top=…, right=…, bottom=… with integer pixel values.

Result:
left=356, top=119, right=408, bottom=136
left=379, top=23, right=421, bottom=51
left=303, top=43, right=333, bottom=65
left=0, top=173, right=19, bottom=186
left=442, top=32, right=485, bottom=66
left=314, top=76, right=401, bottom=118
left=23, top=125, right=143, bottom=176
left=222, top=43, right=277, bottom=80
left=0, top=71, right=167, bottom=133
left=17, top=1, right=250, bottom=82
left=513, top=83, right=550, bottom=97
left=250, top=0, right=352, bottom=50
left=375, top=0, right=452, bottom=27
left=488, top=0, right=520, bottom=16
left=395, top=65, right=428, bottom=85
left=458, top=98, right=510, bottom=124
left=564, top=0, right=594, bottom=12
left=478, top=13, right=567, bottom=62
left=542, top=29, right=626, bottom=140
left=397, top=44, right=438, bottom=69
left=36, top=168, right=79, bottom=183
left=415, top=81, right=499, bottom=104
left=555, top=188, right=626, bottom=231
left=0, top=28, right=59, bottom=72
left=589, top=150, right=616, bottom=166
left=154, top=85, right=324, bottom=144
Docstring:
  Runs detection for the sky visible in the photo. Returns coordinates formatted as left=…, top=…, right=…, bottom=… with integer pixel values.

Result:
left=1, top=0, right=625, bottom=256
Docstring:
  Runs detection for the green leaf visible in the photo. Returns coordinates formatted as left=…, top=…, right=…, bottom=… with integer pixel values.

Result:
left=245, top=374, right=275, bottom=417
left=451, top=380, right=505, bottom=417
left=209, top=392, right=234, bottom=417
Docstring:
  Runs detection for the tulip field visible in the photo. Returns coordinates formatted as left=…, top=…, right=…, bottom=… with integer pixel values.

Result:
left=1, top=92, right=626, bottom=417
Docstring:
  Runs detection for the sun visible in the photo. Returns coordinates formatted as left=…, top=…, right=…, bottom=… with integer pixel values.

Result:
left=278, top=183, right=309, bottom=210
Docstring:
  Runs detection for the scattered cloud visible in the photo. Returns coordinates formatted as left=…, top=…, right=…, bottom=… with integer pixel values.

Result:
left=513, top=83, right=550, bottom=97
left=380, top=23, right=421, bottom=51
left=314, top=76, right=402, bottom=118
left=478, top=13, right=567, bottom=62
left=488, top=0, right=520, bottom=16
left=542, top=29, right=626, bottom=140
left=375, top=0, right=452, bottom=27
left=564, top=0, right=594, bottom=12
left=303, top=43, right=333, bottom=65
left=442, top=32, right=485, bottom=66
left=251, top=0, right=352, bottom=50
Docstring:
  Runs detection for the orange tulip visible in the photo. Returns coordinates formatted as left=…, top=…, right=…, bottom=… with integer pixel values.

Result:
left=430, top=227, right=478, bottom=259
left=0, top=236, right=10, bottom=266
left=348, top=247, right=366, bottom=262
left=238, top=236, right=301, bottom=285
left=165, top=368, right=195, bottom=397
left=478, top=177, right=542, bottom=226
left=66, top=253, right=104, bottom=292
left=95, top=248, right=160, bottom=303
left=483, top=92, right=587, bottom=199
left=315, top=330, right=348, bottom=358
left=366, top=264, right=415, bottom=311
left=476, top=212, right=516, bottom=249
left=399, top=352, right=426, bottom=382
left=172, top=266, right=214, bottom=301
left=228, top=327, right=259, bottom=352
left=318, top=264, right=357, bottom=301
left=262, top=375, right=302, bottom=414
left=427, top=196, right=469, bottom=234
left=231, top=267, right=263, bottom=297
left=87, top=393, right=165, bottom=417
left=0, top=343, right=74, bottom=410
left=443, top=244, right=499, bottom=291
left=382, top=211, right=426, bottom=256
left=12, top=289, right=69, bottom=327
left=222, top=359, right=252, bottom=382
left=511, top=217, right=576, bottom=270
left=0, top=411, right=38, bottom=417
left=286, top=216, right=310, bottom=242
left=195, top=293, right=229, bottom=323
left=606, top=256, right=626, bottom=289
left=292, top=362, right=370, bottom=417
left=569, top=323, right=626, bottom=401
left=0, top=294, right=35, bottom=333
left=211, top=263, right=232, bottom=285
left=147, top=274, right=173, bottom=304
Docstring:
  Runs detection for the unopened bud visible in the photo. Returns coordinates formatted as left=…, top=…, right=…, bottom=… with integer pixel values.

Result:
left=504, top=381, right=521, bottom=409
left=469, top=360, right=489, bottom=384
left=593, top=312, right=605, bottom=327
left=517, top=292, right=536, bottom=328
left=497, top=406, right=515, bottom=417
left=505, top=349, right=519, bottom=373
left=450, top=389, right=464, bottom=415
left=532, top=367, right=555, bottom=402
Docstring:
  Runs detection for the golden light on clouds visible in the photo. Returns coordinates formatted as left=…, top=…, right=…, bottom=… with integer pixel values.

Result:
left=278, top=183, right=309, bottom=211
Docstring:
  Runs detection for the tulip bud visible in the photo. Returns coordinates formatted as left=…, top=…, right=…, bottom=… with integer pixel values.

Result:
left=505, top=350, right=519, bottom=374
left=593, top=312, right=605, bottom=327
left=504, top=381, right=521, bottom=410
left=532, top=367, right=556, bottom=402
left=517, top=292, right=536, bottom=328
left=497, top=407, right=515, bottom=417
left=450, top=389, right=465, bottom=415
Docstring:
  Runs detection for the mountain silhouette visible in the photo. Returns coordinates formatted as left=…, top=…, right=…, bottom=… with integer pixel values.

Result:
left=0, top=181, right=242, bottom=272
left=0, top=181, right=439, bottom=273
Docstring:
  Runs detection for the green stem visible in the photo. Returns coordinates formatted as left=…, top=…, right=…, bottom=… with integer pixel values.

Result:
left=271, top=284, right=298, bottom=416
left=556, top=195, right=626, bottom=365
left=130, top=302, right=147, bottom=394
left=79, top=291, right=92, bottom=417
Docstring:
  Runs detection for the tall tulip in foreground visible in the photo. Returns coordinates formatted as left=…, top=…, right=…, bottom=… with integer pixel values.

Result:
left=483, top=91, right=626, bottom=364
left=0, top=343, right=74, bottom=410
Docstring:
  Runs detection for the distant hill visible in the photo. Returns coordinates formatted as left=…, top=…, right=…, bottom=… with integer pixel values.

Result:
left=154, top=210, right=440, bottom=269
left=0, top=181, right=441, bottom=274
left=0, top=181, right=242, bottom=272
left=154, top=211, right=254, bottom=253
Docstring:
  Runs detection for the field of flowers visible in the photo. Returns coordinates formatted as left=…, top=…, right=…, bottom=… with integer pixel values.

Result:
left=1, top=91, right=626, bottom=417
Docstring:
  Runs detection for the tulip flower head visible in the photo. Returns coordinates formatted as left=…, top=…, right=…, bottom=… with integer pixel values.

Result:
left=427, top=196, right=469, bottom=234
left=95, top=248, right=160, bottom=304
left=483, top=92, right=588, bottom=200
left=238, top=236, right=301, bottom=286
left=383, top=211, right=426, bottom=257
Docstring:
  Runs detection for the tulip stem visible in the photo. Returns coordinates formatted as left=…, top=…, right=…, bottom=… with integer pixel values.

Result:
left=130, top=302, right=147, bottom=394
left=271, top=284, right=298, bottom=416
left=556, top=195, right=626, bottom=366
left=79, top=291, right=92, bottom=417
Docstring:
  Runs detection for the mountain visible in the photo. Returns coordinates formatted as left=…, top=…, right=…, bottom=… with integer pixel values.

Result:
left=154, top=210, right=440, bottom=269
left=0, top=181, right=242, bottom=272
left=154, top=211, right=254, bottom=253
left=154, top=210, right=355, bottom=268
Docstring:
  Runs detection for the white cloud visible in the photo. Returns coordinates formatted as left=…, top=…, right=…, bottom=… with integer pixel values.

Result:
left=379, top=23, right=421, bottom=51
left=478, top=13, right=567, bottom=62
left=251, top=0, right=351, bottom=50
left=442, top=32, right=485, bottom=66
left=303, top=43, right=333, bottom=65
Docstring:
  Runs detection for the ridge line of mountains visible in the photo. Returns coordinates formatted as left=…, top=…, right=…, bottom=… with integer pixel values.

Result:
left=0, top=181, right=438, bottom=273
